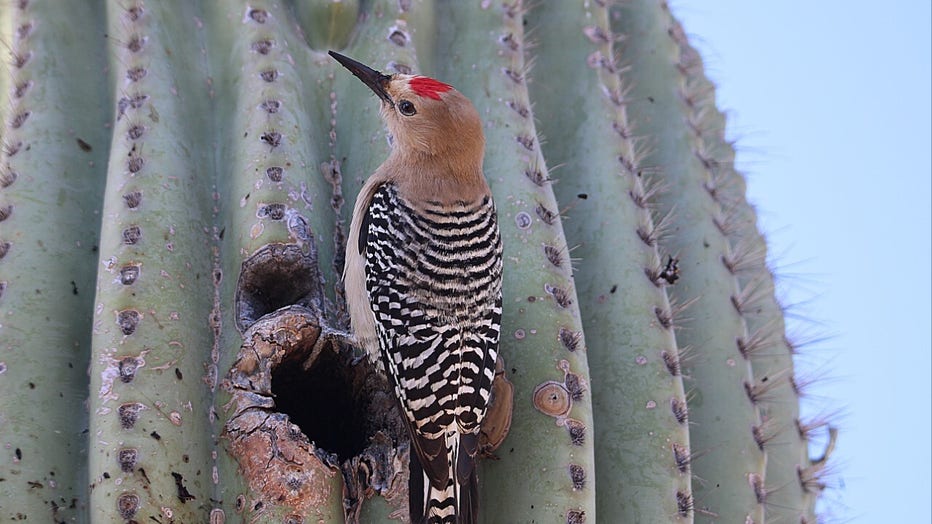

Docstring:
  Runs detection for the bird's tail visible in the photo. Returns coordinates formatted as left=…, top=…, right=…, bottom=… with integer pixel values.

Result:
left=409, top=435, right=478, bottom=524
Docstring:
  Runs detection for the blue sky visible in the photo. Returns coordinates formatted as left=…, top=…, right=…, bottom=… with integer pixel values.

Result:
left=672, top=1, right=932, bottom=521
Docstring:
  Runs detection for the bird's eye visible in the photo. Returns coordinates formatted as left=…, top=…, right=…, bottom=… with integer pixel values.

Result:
left=398, top=100, right=417, bottom=116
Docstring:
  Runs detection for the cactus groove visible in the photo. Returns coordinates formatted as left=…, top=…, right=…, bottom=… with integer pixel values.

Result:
left=0, top=1, right=833, bottom=523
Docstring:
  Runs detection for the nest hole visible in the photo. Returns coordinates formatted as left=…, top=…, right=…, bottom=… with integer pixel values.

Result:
left=224, top=307, right=409, bottom=513
left=272, top=349, right=368, bottom=460
left=235, top=243, right=320, bottom=332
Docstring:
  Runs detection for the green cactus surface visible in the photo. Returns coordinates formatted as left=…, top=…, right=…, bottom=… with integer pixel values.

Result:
left=0, top=1, right=833, bottom=523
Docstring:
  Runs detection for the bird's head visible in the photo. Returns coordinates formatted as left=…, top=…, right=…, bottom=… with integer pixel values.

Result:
left=330, top=51, right=484, bottom=173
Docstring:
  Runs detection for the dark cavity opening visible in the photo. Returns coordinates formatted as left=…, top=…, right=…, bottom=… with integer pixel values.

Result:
left=271, top=348, right=368, bottom=460
left=235, top=243, right=320, bottom=332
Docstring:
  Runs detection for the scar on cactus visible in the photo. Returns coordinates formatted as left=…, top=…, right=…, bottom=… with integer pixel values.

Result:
left=533, top=360, right=588, bottom=448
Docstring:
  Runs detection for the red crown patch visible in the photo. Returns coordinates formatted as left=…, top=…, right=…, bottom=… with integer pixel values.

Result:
left=409, top=76, right=453, bottom=100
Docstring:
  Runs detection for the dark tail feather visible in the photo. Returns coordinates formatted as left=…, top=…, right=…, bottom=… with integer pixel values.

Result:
left=409, top=449, right=426, bottom=523
left=408, top=448, right=479, bottom=523
left=459, top=461, right=479, bottom=524
left=456, top=433, right=479, bottom=524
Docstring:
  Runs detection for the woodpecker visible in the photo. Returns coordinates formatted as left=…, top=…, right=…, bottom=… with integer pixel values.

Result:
left=331, top=51, right=503, bottom=524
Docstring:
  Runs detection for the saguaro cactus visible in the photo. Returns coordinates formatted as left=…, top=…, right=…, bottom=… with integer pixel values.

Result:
left=0, top=1, right=834, bottom=523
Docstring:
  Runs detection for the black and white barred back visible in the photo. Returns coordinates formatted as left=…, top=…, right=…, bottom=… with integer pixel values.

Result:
left=363, top=182, right=503, bottom=523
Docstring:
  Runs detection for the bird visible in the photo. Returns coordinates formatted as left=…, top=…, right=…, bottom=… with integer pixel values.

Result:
left=330, top=50, right=503, bottom=524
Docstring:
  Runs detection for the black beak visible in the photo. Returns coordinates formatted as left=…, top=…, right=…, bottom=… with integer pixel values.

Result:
left=329, top=51, right=393, bottom=106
